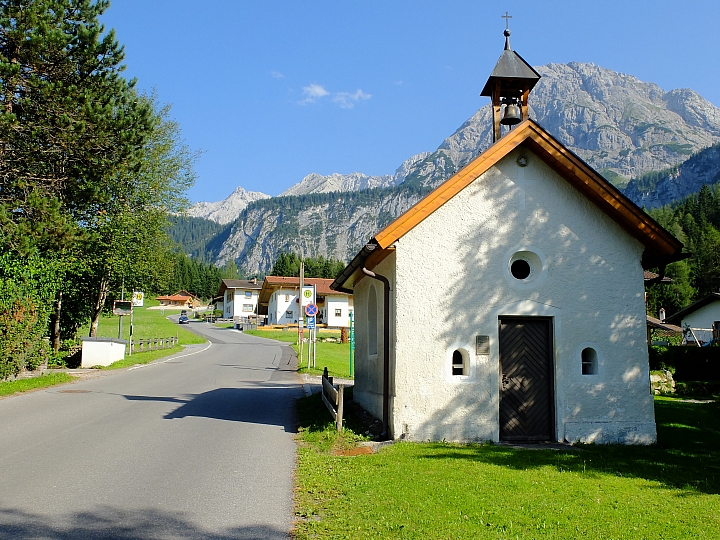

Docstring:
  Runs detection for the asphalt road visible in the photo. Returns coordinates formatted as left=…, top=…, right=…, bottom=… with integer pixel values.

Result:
left=0, top=322, right=303, bottom=539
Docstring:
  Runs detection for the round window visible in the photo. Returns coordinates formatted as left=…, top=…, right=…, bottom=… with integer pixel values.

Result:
left=510, top=259, right=531, bottom=280
left=507, top=249, right=545, bottom=286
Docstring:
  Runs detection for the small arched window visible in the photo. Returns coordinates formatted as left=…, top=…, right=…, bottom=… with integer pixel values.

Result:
left=581, top=347, right=598, bottom=375
left=451, top=349, right=468, bottom=376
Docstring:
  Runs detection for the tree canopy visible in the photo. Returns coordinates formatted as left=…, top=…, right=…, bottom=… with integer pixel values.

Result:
left=270, top=252, right=346, bottom=279
left=0, top=1, right=196, bottom=375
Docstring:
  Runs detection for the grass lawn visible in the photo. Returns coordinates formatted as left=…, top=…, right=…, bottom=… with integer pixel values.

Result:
left=77, top=299, right=206, bottom=368
left=245, top=328, right=353, bottom=379
left=0, top=373, right=75, bottom=396
left=293, top=395, right=720, bottom=539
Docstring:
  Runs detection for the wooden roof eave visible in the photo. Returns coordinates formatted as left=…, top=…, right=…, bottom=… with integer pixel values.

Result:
left=331, top=241, right=396, bottom=293
left=520, top=126, right=683, bottom=262
left=375, top=119, right=682, bottom=262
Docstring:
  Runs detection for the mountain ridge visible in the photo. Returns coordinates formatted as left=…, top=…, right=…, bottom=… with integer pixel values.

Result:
left=182, top=61, right=720, bottom=272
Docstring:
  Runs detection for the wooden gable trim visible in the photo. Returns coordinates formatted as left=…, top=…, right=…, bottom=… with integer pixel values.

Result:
left=373, top=119, right=682, bottom=260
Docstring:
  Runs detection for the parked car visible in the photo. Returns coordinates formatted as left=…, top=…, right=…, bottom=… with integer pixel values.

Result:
left=180, top=309, right=188, bottom=316
left=178, top=315, right=189, bottom=324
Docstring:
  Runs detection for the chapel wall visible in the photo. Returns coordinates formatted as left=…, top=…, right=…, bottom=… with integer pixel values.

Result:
left=391, top=147, right=655, bottom=444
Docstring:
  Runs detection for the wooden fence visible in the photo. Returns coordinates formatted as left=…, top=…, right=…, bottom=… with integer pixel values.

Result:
left=321, top=367, right=345, bottom=432
left=131, top=336, right=178, bottom=353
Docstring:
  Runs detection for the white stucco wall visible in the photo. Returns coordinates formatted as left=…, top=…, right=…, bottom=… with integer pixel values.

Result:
left=325, top=295, right=351, bottom=327
left=681, top=301, right=720, bottom=330
left=232, top=290, right=259, bottom=318
left=355, top=147, right=656, bottom=445
left=353, top=254, right=395, bottom=425
left=268, top=289, right=300, bottom=324
left=81, top=338, right=126, bottom=367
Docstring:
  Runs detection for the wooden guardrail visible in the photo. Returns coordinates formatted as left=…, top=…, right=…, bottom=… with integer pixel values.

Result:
left=131, top=336, right=178, bottom=353
left=321, top=367, right=345, bottom=432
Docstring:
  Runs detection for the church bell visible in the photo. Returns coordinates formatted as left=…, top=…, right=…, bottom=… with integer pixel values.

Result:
left=500, top=98, right=522, bottom=126
left=480, top=19, right=541, bottom=142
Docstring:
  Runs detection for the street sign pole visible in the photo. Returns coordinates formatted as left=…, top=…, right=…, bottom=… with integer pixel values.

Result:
left=313, top=284, right=317, bottom=368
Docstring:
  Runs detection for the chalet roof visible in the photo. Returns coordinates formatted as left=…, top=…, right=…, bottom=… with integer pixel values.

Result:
left=332, top=119, right=684, bottom=293
left=646, top=315, right=682, bottom=334
left=156, top=294, right=193, bottom=301
left=259, top=276, right=349, bottom=305
left=665, top=293, right=720, bottom=324
left=217, top=278, right=263, bottom=296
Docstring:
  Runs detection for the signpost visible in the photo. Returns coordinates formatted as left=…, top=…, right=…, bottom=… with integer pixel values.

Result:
left=305, top=302, right=318, bottom=368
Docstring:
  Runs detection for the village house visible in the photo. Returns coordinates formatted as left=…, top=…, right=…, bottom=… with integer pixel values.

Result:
left=156, top=290, right=200, bottom=309
left=218, top=278, right=263, bottom=320
left=665, top=292, right=720, bottom=345
left=331, top=28, right=684, bottom=444
left=258, top=276, right=352, bottom=328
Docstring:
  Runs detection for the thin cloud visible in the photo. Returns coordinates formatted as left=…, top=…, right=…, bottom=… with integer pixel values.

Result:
left=333, top=89, right=371, bottom=109
left=271, top=71, right=285, bottom=79
left=300, top=83, right=330, bottom=104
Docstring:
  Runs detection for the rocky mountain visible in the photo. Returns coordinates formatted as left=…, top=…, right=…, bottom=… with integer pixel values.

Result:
left=277, top=152, right=434, bottom=197
left=187, top=186, right=270, bottom=225
left=435, top=62, right=720, bottom=188
left=181, top=62, right=720, bottom=273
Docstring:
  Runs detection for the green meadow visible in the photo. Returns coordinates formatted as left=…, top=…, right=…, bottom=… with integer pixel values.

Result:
left=293, top=395, right=720, bottom=539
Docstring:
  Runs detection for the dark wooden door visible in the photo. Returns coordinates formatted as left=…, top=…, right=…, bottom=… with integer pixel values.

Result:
left=499, top=318, right=553, bottom=441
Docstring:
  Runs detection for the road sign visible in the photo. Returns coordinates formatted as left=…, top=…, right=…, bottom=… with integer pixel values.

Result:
left=113, top=300, right=132, bottom=316
left=306, top=316, right=316, bottom=329
left=305, top=303, right=318, bottom=317
left=301, top=286, right=315, bottom=306
left=132, top=291, right=144, bottom=307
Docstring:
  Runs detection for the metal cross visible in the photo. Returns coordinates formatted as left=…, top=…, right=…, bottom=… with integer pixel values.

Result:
left=502, top=11, right=512, bottom=29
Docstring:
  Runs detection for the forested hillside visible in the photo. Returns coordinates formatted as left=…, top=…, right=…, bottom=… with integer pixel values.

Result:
left=646, top=184, right=720, bottom=316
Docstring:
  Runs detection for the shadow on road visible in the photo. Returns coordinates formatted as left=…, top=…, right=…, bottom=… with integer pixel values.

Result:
left=122, top=384, right=299, bottom=433
left=0, top=507, right=289, bottom=539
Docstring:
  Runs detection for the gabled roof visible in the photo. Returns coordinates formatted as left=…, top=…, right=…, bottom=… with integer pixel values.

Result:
left=665, top=293, right=720, bottom=325
left=259, top=276, right=349, bottom=305
left=332, top=119, right=684, bottom=293
left=218, top=278, right=263, bottom=296
left=646, top=315, right=682, bottom=334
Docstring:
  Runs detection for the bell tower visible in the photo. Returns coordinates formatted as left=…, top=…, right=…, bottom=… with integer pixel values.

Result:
left=480, top=13, right=541, bottom=142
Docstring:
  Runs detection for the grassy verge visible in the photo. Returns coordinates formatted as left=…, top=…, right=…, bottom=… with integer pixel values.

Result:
left=244, top=328, right=353, bottom=378
left=293, top=396, right=720, bottom=539
left=0, top=373, right=75, bottom=396
left=78, top=298, right=206, bottom=346
left=75, top=299, right=206, bottom=369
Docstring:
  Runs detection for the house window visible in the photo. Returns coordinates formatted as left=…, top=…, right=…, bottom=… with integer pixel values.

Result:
left=245, top=291, right=252, bottom=298
left=285, top=294, right=289, bottom=302
left=335, top=309, right=342, bottom=317
left=452, top=349, right=468, bottom=376
left=286, top=310, right=293, bottom=319
left=581, top=347, right=598, bottom=375
left=368, top=286, right=378, bottom=356
left=227, top=292, right=234, bottom=302
left=242, top=304, right=253, bottom=312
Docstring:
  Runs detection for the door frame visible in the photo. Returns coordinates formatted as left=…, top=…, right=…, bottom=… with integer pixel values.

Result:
left=497, top=316, right=556, bottom=442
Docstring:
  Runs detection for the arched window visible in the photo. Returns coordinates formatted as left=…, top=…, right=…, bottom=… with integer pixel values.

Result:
left=581, top=347, right=598, bottom=375
left=452, top=350, right=466, bottom=376
left=367, top=286, right=378, bottom=356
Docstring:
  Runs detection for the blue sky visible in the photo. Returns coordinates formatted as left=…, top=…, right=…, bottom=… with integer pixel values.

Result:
left=101, top=1, right=720, bottom=203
